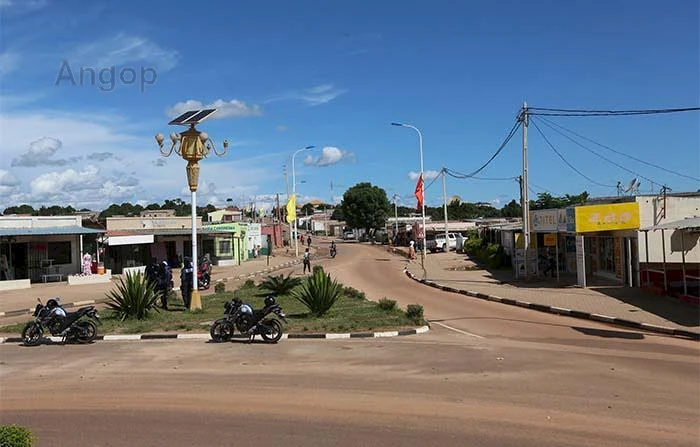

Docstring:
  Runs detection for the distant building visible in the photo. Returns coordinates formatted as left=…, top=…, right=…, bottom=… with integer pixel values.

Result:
left=207, top=207, right=243, bottom=223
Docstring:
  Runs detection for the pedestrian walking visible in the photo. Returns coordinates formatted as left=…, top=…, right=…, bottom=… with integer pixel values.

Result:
left=307, top=235, right=312, bottom=247
left=180, top=257, right=194, bottom=310
left=303, top=248, right=311, bottom=274
left=408, top=240, right=416, bottom=261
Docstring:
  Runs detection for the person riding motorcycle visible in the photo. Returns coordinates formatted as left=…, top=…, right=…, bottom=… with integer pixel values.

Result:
left=330, top=241, right=337, bottom=258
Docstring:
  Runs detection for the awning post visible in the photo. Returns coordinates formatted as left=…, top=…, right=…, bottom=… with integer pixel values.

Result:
left=680, top=230, right=687, bottom=296
left=661, top=229, right=667, bottom=292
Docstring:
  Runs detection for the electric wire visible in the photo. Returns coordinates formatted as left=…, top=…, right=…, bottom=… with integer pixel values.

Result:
left=423, top=169, right=443, bottom=192
left=446, top=120, right=522, bottom=179
left=532, top=116, right=661, bottom=187
left=527, top=106, right=700, bottom=117
left=538, top=116, right=700, bottom=182
left=530, top=118, right=617, bottom=189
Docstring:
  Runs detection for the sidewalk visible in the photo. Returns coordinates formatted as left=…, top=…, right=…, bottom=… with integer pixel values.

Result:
left=401, top=248, right=700, bottom=339
left=0, top=253, right=305, bottom=317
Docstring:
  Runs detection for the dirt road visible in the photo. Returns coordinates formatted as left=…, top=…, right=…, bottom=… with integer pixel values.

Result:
left=1, top=241, right=698, bottom=446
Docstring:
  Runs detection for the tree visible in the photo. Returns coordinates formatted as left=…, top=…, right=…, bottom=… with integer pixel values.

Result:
left=3, top=204, right=36, bottom=215
left=501, top=199, right=522, bottom=218
left=300, top=203, right=315, bottom=216
left=340, top=182, right=391, bottom=232
left=330, top=207, right=344, bottom=221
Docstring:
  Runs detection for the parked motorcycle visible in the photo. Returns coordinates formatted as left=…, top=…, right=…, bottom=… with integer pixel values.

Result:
left=210, top=295, right=287, bottom=343
left=22, top=298, right=100, bottom=346
left=329, top=244, right=337, bottom=258
left=198, top=257, right=212, bottom=290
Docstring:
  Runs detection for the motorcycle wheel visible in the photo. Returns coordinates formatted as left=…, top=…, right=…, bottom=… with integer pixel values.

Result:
left=21, top=322, right=43, bottom=346
left=260, top=319, right=283, bottom=344
left=74, top=320, right=97, bottom=344
left=210, top=319, right=233, bottom=342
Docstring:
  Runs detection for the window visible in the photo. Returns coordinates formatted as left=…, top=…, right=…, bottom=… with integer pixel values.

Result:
left=219, top=240, right=231, bottom=254
left=47, top=241, right=72, bottom=264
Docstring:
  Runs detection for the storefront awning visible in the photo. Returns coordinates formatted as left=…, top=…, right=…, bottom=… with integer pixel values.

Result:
left=643, top=217, right=700, bottom=231
left=105, top=234, right=154, bottom=246
left=0, top=226, right=104, bottom=237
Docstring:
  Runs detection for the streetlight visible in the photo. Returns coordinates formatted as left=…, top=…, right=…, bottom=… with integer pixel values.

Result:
left=155, top=109, right=229, bottom=311
left=391, top=122, right=427, bottom=258
left=291, top=145, right=315, bottom=257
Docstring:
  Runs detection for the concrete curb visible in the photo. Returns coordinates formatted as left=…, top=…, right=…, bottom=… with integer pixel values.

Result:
left=403, top=268, right=700, bottom=341
left=0, top=325, right=430, bottom=344
left=0, top=260, right=304, bottom=318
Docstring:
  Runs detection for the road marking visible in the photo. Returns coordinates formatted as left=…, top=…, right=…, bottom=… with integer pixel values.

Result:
left=431, top=321, right=484, bottom=339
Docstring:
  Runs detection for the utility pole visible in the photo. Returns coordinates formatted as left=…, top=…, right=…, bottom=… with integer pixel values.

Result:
left=521, top=102, right=531, bottom=278
left=441, top=167, right=449, bottom=251
left=392, top=194, right=399, bottom=237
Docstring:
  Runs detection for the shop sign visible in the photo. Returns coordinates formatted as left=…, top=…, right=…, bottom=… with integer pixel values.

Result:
left=543, top=233, right=557, bottom=246
left=574, top=202, right=640, bottom=233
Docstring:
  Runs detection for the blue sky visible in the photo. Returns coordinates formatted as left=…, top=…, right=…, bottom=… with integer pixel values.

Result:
left=1, top=0, right=698, bottom=212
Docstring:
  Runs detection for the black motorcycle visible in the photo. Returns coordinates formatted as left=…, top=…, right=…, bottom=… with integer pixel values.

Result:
left=210, top=295, right=287, bottom=343
left=330, top=244, right=337, bottom=258
left=198, top=257, right=212, bottom=290
left=22, top=298, right=100, bottom=346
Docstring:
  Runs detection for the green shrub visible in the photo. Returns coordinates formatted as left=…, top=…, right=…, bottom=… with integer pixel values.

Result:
left=378, top=298, right=397, bottom=311
left=291, top=269, right=343, bottom=316
left=405, top=304, right=424, bottom=324
left=105, top=271, right=160, bottom=321
left=0, top=424, right=34, bottom=447
left=343, top=286, right=366, bottom=300
left=259, top=273, right=302, bottom=295
left=242, top=279, right=256, bottom=288
left=214, top=281, right=226, bottom=294
left=312, top=265, right=324, bottom=275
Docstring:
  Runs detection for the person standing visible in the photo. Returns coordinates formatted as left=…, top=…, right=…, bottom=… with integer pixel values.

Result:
left=303, top=248, right=311, bottom=274
left=180, top=257, right=194, bottom=310
left=158, top=261, right=172, bottom=310
left=307, top=235, right=312, bottom=248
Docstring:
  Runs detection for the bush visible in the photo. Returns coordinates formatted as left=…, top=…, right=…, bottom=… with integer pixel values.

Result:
left=343, top=286, right=366, bottom=300
left=291, top=269, right=343, bottom=316
left=0, top=424, right=34, bottom=447
left=259, top=273, right=302, bottom=295
left=242, top=279, right=256, bottom=288
left=405, top=304, right=424, bottom=324
left=214, top=281, right=226, bottom=294
left=105, top=271, right=160, bottom=321
left=312, top=265, right=324, bottom=275
left=378, top=298, right=397, bottom=311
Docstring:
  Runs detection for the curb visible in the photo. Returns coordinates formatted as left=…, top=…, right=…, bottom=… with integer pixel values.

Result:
left=0, top=325, right=430, bottom=345
left=0, top=260, right=304, bottom=318
left=403, top=268, right=700, bottom=341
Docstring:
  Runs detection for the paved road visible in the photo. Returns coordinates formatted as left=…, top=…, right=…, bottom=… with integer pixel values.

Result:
left=1, top=241, right=698, bottom=447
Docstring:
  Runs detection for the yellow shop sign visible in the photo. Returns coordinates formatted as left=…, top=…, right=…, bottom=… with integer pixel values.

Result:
left=575, top=202, right=640, bottom=233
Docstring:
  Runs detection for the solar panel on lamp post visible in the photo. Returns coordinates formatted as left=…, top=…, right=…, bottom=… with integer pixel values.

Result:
left=155, top=109, right=229, bottom=311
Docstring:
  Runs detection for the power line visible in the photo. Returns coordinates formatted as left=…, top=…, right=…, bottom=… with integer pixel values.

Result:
left=530, top=118, right=617, bottom=189
left=448, top=119, right=521, bottom=179
left=528, top=106, right=700, bottom=117
left=538, top=116, right=700, bottom=182
left=533, top=116, right=661, bottom=187
left=423, top=169, right=443, bottom=192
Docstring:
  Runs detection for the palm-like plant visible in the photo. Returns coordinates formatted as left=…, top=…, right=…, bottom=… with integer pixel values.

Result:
left=105, top=271, right=160, bottom=321
left=291, top=269, right=343, bottom=316
left=259, top=273, right=302, bottom=295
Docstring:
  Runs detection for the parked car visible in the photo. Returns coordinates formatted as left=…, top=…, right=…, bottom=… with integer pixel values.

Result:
left=343, top=230, right=356, bottom=240
left=427, top=233, right=459, bottom=252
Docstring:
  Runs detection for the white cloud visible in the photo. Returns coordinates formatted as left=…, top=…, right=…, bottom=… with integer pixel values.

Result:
left=166, top=99, right=262, bottom=120
left=0, top=0, right=47, bottom=12
left=0, top=169, right=21, bottom=198
left=10, top=136, right=83, bottom=167
left=276, top=125, right=288, bottom=132
left=303, top=146, right=355, bottom=167
left=71, top=32, right=180, bottom=71
left=0, top=51, right=20, bottom=75
left=408, top=170, right=440, bottom=181
left=266, top=84, right=345, bottom=106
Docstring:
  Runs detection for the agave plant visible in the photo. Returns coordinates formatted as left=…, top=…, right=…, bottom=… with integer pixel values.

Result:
left=105, top=271, right=160, bottom=321
left=291, top=269, right=343, bottom=317
left=259, top=273, right=302, bottom=295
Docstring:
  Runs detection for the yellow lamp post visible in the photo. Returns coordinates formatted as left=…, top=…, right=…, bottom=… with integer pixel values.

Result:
left=155, top=108, right=228, bottom=310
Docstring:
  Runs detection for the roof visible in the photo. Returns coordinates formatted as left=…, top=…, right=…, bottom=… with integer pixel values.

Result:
left=643, top=217, right=700, bottom=231
left=107, top=227, right=238, bottom=237
left=0, top=226, right=105, bottom=237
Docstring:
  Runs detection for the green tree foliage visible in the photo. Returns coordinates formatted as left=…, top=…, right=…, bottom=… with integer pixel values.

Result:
left=530, top=191, right=589, bottom=210
left=0, top=424, right=35, bottom=447
left=501, top=199, right=522, bottom=218
left=339, top=182, right=391, bottom=232
left=300, top=203, right=315, bottom=216
left=330, top=207, right=344, bottom=220
left=426, top=198, right=501, bottom=220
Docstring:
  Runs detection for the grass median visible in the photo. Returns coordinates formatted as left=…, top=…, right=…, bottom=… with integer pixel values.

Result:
left=1, top=280, right=423, bottom=336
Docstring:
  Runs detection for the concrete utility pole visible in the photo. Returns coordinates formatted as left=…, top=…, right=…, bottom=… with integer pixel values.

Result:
left=441, top=168, right=449, bottom=251
left=521, top=102, right=531, bottom=278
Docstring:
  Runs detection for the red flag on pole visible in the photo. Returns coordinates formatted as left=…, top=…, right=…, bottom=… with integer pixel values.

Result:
left=414, top=174, right=424, bottom=211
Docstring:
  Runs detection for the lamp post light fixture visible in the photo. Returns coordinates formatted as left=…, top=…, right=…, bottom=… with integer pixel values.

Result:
left=291, top=145, right=315, bottom=258
left=155, top=108, right=229, bottom=311
left=391, top=121, right=427, bottom=258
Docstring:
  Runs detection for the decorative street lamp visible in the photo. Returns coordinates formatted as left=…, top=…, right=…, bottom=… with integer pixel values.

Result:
left=291, top=145, right=315, bottom=258
left=155, top=108, right=228, bottom=311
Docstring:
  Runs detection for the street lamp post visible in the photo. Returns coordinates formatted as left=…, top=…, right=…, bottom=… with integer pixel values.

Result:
left=391, top=122, right=427, bottom=258
left=155, top=109, right=228, bottom=311
left=291, top=145, right=315, bottom=257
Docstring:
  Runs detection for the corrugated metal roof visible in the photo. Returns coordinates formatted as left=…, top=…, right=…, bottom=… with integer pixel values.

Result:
left=643, top=217, right=700, bottom=231
left=0, top=226, right=105, bottom=237
left=106, top=227, right=237, bottom=237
